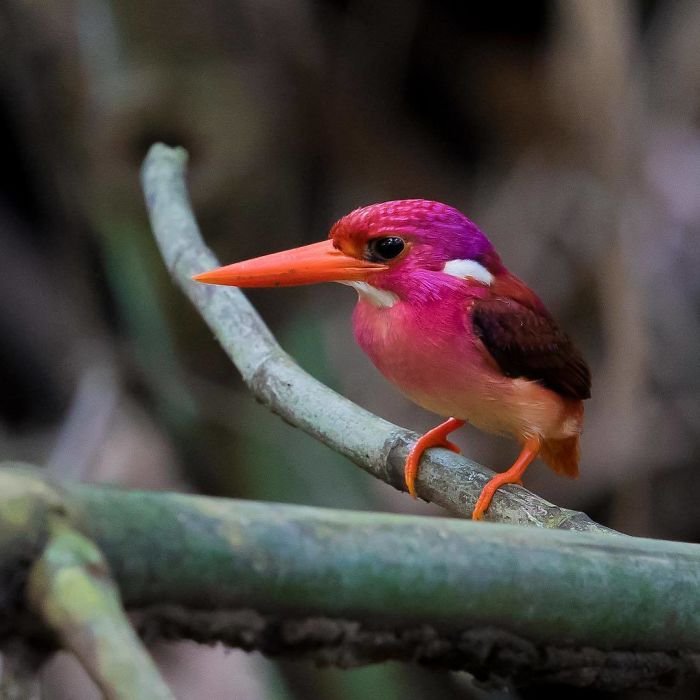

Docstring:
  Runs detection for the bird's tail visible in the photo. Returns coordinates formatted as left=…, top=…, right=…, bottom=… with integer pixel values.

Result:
left=541, top=436, right=580, bottom=478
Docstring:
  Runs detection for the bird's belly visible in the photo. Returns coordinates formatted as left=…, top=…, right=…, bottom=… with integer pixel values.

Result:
left=353, top=300, right=579, bottom=440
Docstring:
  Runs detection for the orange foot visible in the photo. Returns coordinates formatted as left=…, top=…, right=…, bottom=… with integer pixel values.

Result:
left=472, top=436, right=541, bottom=520
left=405, top=418, right=466, bottom=498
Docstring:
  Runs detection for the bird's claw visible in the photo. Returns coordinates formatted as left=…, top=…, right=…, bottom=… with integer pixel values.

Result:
left=403, top=418, right=466, bottom=498
left=470, top=437, right=539, bottom=519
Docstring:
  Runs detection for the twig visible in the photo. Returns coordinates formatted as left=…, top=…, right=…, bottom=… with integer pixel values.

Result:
left=26, top=514, right=174, bottom=700
left=140, top=143, right=613, bottom=533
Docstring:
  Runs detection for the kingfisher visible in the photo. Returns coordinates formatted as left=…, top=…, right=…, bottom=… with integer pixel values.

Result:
left=194, top=200, right=591, bottom=520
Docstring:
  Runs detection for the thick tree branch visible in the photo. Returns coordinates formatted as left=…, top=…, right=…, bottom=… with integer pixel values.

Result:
left=140, top=142, right=612, bottom=533
left=1, top=467, right=699, bottom=690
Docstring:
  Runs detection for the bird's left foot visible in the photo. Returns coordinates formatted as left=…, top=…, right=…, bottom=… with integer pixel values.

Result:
left=471, top=436, right=541, bottom=520
left=405, top=418, right=466, bottom=498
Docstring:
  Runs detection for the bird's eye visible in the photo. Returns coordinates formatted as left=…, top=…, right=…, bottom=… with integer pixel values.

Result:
left=366, top=236, right=405, bottom=262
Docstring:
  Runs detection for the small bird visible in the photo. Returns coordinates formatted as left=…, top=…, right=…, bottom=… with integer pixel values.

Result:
left=194, top=200, right=591, bottom=519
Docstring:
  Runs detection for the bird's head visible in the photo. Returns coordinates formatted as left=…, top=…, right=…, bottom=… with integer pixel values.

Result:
left=194, top=200, right=504, bottom=304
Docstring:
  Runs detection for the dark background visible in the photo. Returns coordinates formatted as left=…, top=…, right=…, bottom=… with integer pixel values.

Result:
left=1, top=0, right=699, bottom=697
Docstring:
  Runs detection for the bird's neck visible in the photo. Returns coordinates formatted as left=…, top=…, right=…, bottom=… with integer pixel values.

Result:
left=366, top=268, right=492, bottom=307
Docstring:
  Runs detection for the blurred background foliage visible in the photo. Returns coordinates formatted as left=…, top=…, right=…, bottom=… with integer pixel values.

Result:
left=1, top=0, right=699, bottom=697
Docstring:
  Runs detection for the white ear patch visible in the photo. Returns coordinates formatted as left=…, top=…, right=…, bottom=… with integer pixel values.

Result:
left=442, top=259, right=494, bottom=285
left=340, top=281, right=399, bottom=308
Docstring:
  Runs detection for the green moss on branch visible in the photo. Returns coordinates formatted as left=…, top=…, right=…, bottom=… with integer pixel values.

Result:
left=27, top=515, right=174, bottom=699
left=1, top=466, right=699, bottom=690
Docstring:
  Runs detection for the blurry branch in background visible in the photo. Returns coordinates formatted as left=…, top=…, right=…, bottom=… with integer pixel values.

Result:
left=141, top=143, right=612, bottom=535
left=2, top=465, right=700, bottom=691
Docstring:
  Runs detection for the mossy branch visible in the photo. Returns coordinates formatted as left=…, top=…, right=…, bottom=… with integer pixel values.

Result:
left=26, top=515, right=174, bottom=700
left=0, top=471, right=173, bottom=698
left=140, top=142, right=611, bottom=534
left=2, top=466, right=700, bottom=690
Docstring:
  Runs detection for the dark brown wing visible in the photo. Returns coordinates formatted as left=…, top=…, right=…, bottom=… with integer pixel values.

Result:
left=472, top=297, right=591, bottom=400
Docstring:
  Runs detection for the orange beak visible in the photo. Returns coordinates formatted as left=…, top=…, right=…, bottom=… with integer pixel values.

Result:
left=193, top=240, right=387, bottom=288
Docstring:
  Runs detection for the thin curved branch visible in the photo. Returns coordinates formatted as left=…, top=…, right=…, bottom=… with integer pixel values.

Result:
left=140, top=142, right=612, bottom=534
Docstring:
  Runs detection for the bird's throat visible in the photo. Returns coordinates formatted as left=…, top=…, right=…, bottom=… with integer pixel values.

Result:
left=341, top=281, right=399, bottom=308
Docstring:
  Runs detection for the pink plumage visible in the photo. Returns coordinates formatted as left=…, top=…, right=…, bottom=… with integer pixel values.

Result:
left=194, top=199, right=591, bottom=518
left=334, top=200, right=587, bottom=440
